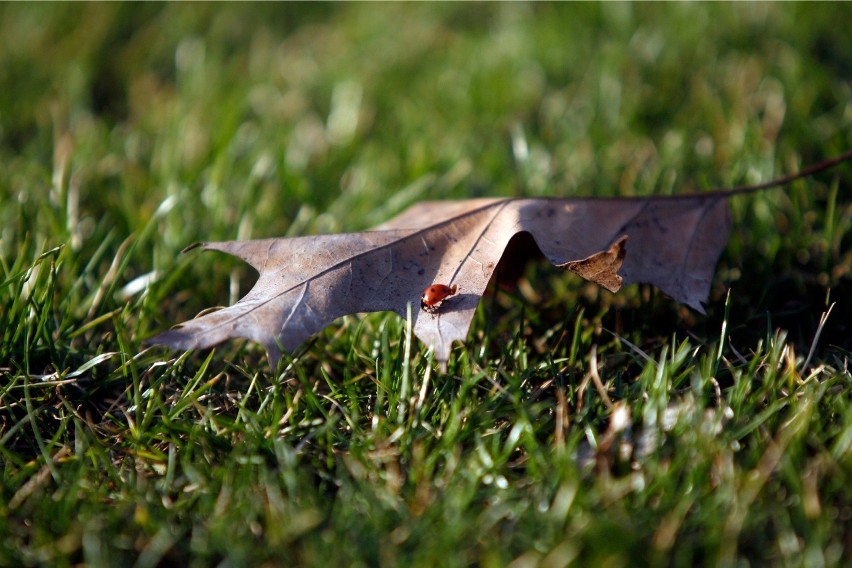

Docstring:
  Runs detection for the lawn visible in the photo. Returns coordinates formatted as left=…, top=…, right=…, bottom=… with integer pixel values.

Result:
left=1, top=3, right=850, bottom=566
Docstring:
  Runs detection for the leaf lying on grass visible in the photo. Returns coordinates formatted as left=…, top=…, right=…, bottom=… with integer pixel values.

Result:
left=149, top=151, right=852, bottom=368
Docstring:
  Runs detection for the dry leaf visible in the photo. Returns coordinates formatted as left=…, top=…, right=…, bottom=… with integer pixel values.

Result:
left=149, top=151, right=852, bottom=368
left=150, top=195, right=728, bottom=366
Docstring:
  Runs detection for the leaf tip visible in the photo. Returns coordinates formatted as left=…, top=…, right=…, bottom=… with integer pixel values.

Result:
left=688, top=300, right=708, bottom=316
left=144, top=326, right=194, bottom=350
left=559, top=235, right=628, bottom=293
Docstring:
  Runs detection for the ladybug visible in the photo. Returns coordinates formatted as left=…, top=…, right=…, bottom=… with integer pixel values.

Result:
left=420, top=283, right=458, bottom=313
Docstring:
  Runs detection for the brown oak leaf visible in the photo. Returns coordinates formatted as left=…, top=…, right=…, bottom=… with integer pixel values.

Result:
left=149, top=151, right=852, bottom=368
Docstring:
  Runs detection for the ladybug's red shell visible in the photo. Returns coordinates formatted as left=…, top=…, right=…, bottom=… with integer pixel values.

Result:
left=420, top=284, right=457, bottom=313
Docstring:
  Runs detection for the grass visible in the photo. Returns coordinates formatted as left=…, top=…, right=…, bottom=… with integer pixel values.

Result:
left=1, top=3, right=851, bottom=566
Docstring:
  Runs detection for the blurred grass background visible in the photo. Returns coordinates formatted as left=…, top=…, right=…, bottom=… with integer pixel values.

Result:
left=1, top=3, right=850, bottom=566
